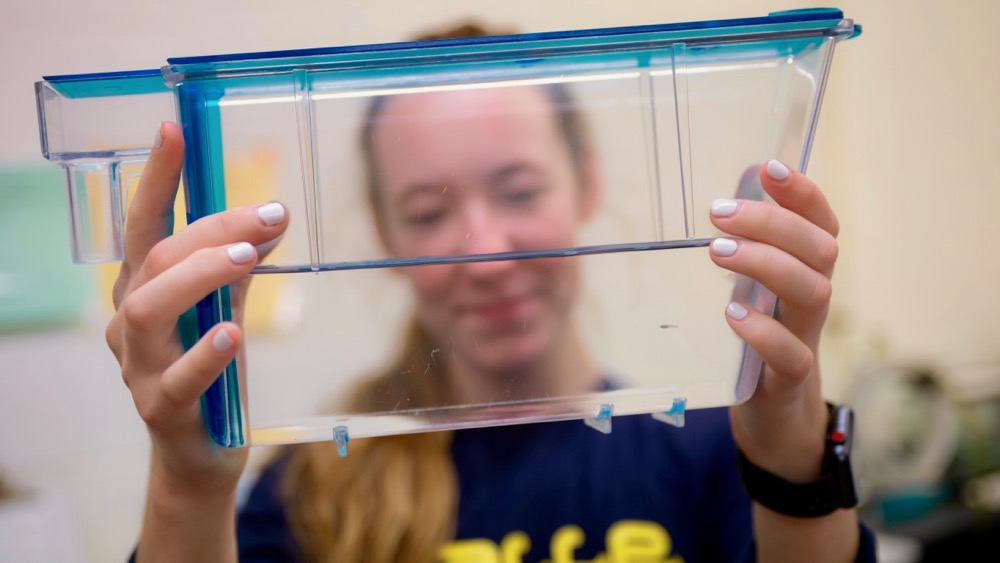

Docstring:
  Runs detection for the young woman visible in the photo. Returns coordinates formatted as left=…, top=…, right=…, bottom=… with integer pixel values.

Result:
left=111, top=27, right=874, bottom=563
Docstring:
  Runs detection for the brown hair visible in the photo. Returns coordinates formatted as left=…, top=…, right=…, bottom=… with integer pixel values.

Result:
left=281, top=321, right=458, bottom=563
left=281, top=22, right=593, bottom=563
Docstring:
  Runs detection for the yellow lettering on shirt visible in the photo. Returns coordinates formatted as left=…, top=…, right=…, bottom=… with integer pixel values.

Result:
left=605, top=520, right=682, bottom=563
left=550, top=525, right=585, bottom=563
left=502, top=531, right=531, bottom=563
left=440, top=538, right=500, bottom=563
left=439, top=519, right=681, bottom=563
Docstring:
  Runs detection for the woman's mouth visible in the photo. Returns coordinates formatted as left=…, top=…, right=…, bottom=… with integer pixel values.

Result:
left=467, top=295, right=536, bottom=325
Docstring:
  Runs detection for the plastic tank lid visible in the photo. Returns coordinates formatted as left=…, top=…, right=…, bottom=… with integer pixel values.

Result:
left=41, top=8, right=860, bottom=97
left=167, top=8, right=855, bottom=66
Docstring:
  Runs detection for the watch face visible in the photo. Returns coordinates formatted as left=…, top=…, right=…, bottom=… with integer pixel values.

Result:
left=853, top=366, right=959, bottom=495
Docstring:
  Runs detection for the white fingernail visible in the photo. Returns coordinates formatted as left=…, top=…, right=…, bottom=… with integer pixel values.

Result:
left=257, top=202, right=285, bottom=226
left=766, top=160, right=790, bottom=180
left=153, top=123, right=163, bottom=149
left=213, top=328, right=234, bottom=352
left=711, top=198, right=738, bottom=217
left=711, top=238, right=738, bottom=257
left=227, top=242, right=255, bottom=264
left=726, top=302, right=749, bottom=320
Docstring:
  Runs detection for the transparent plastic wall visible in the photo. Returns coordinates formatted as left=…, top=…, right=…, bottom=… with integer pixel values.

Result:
left=34, top=78, right=174, bottom=262
left=35, top=10, right=858, bottom=447
left=200, top=36, right=837, bottom=445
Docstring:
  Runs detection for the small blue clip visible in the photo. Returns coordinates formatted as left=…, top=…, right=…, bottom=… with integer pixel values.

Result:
left=584, top=403, right=614, bottom=434
left=333, top=426, right=350, bottom=457
left=652, top=398, right=687, bottom=428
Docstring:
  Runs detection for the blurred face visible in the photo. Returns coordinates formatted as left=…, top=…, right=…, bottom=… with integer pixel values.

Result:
left=369, top=87, right=596, bottom=374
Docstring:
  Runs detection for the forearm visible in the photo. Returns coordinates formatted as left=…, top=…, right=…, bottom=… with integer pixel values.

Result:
left=736, top=401, right=861, bottom=562
left=136, top=461, right=239, bottom=563
left=753, top=505, right=859, bottom=563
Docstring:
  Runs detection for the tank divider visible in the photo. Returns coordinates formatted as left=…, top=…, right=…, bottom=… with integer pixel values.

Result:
left=293, top=69, right=323, bottom=271
left=670, top=43, right=694, bottom=238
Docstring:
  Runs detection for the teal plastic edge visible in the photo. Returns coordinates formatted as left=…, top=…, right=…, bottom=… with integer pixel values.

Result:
left=768, top=8, right=841, bottom=17
left=165, top=34, right=834, bottom=105
left=768, top=4, right=862, bottom=38
left=45, top=72, right=169, bottom=99
left=176, top=81, right=246, bottom=448
left=170, top=7, right=846, bottom=66
left=39, top=10, right=860, bottom=97
left=164, top=16, right=857, bottom=82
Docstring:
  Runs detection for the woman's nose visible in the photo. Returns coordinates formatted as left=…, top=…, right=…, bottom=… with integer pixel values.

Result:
left=460, top=200, right=514, bottom=255
left=460, top=200, right=517, bottom=278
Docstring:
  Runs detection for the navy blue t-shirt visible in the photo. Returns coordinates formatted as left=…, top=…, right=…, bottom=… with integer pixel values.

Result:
left=236, top=408, right=877, bottom=562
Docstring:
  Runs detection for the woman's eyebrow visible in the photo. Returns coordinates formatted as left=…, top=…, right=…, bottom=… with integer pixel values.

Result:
left=487, top=162, right=546, bottom=184
left=395, top=182, right=452, bottom=208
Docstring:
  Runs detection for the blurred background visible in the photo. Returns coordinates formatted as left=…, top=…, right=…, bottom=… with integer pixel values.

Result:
left=1, top=0, right=998, bottom=561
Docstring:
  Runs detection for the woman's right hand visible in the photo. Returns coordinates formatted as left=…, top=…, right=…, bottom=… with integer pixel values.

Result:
left=105, top=122, right=288, bottom=561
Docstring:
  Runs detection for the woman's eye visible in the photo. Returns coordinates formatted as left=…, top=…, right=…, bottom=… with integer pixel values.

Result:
left=501, top=186, right=544, bottom=206
left=404, top=206, right=448, bottom=227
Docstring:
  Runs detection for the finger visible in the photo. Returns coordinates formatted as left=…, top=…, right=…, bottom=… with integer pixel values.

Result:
left=759, top=160, right=839, bottom=238
left=121, top=242, right=258, bottom=343
left=724, top=301, right=814, bottom=384
left=709, top=199, right=838, bottom=277
left=159, top=323, right=243, bottom=414
left=710, top=237, right=832, bottom=313
left=133, top=201, right=287, bottom=290
left=123, top=122, right=186, bottom=272
left=711, top=237, right=831, bottom=346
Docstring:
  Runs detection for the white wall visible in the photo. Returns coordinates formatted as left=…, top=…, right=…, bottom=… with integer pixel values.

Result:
left=815, top=1, right=1000, bottom=396
left=1, top=1, right=998, bottom=560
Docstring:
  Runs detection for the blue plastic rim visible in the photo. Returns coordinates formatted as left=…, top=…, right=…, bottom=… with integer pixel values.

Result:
left=42, top=8, right=860, bottom=98
left=166, top=8, right=851, bottom=66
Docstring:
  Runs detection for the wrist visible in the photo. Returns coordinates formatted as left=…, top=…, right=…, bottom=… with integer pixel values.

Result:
left=147, top=432, right=247, bottom=494
left=732, top=402, right=829, bottom=482
left=742, top=436, right=826, bottom=483
left=138, top=460, right=239, bottom=563
left=148, top=468, right=238, bottom=515
left=145, top=446, right=243, bottom=521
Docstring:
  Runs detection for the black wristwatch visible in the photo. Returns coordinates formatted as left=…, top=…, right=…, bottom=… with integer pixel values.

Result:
left=736, top=403, right=859, bottom=518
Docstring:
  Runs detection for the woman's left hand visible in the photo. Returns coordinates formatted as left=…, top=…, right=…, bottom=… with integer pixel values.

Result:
left=710, top=160, right=839, bottom=482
